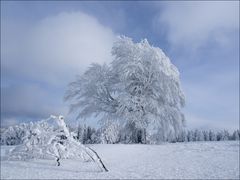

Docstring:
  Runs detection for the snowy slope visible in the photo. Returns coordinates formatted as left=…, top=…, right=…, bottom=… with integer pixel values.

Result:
left=1, top=141, right=239, bottom=179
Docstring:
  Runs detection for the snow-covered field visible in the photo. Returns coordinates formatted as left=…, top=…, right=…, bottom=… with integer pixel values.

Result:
left=1, top=141, right=239, bottom=179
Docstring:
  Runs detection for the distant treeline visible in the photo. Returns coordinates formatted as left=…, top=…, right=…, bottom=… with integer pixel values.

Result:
left=72, top=125, right=240, bottom=144
left=1, top=122, right=239, bottom=145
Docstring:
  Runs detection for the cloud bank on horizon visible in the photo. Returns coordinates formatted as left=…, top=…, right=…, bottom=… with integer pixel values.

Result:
left=1, top=1, right=239, bottom=131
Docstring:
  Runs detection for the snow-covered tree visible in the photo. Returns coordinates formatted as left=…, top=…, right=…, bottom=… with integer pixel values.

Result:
left=216, top=131, right=223, bottom=141
left=65, top=36, right=185, bottom=143
left=120, top=121, right=146, bottom=144
left=177, top=131, right=188, bottom=142
left=232, top=130, right=240, bottom=140
left=199, top=131, right=205, bottom=141
left=222, top=130, right=230, bottom=141
left=75, top=124, right=101, bottom=144
left=203, top=130, right=210, bottom=141
left=193, top=129, right=204, bottom=141
left=187, top=130, right=194, bottom=142
left=75, top=123, right=83, bottom=142
left=8, top=116, right=108, bottom=172
left=209, top=130, right=217, bottom=141
left=90, top=129, right=100, bottom=144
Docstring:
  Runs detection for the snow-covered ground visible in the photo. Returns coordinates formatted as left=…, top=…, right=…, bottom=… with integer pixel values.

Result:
left=1, top=141, right=239, bottom=179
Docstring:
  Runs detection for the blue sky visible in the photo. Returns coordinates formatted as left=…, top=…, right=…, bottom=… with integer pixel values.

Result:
left=1, top=1, right=239, bottom=131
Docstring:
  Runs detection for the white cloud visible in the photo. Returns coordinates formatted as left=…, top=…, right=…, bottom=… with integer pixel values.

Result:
left=1, top=11, right=117, bottom=125
left=157, top=1, right=239, bottom=49
left=2, top=11, right=116, bottom=85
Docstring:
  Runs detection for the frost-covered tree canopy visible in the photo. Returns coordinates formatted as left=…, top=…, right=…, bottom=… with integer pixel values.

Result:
left=65, top=36, right=185, bottom=141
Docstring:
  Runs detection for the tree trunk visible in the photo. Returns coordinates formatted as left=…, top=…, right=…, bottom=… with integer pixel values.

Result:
left=85, top=146, right=108, bottom=172
left=56, top=157, right=60, bottom=166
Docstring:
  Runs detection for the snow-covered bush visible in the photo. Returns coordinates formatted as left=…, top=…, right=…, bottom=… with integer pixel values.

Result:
left=0, top=123, right=32, bottom=145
